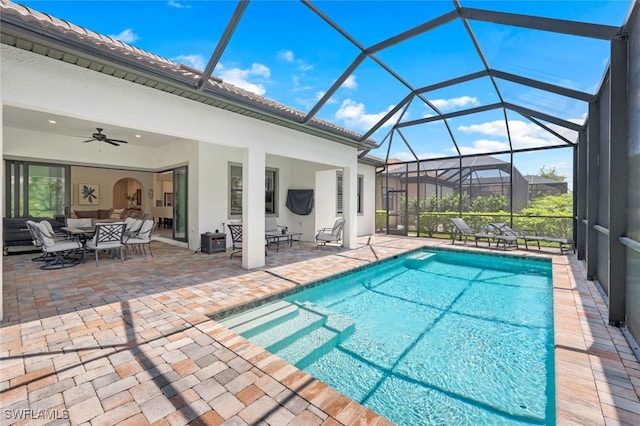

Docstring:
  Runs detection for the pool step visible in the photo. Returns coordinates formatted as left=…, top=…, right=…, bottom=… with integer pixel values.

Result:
left=227, top=301, right=356, bottom=370
left=252, top=308, right=326, bottom=353
left=275, top=327, right=340, bottom=370
left=404, top=252, right=436, bottom=270
left=270, top=304, right=355, bottom=369
left=221, top=301, right=299, bottom=338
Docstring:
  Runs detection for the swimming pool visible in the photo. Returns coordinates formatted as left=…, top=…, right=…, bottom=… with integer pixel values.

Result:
left=221, top=249, right=555, bottom=425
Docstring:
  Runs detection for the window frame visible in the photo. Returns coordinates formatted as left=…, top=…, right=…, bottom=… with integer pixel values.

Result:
left=228, top=163, right=278, bottom=218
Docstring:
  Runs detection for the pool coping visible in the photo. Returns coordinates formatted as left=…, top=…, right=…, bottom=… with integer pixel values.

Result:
left=2, top=236, right=638, bottom=424
left=210, top=245, right=552, bottom=322
left=211, top=243, right=639, bottom=424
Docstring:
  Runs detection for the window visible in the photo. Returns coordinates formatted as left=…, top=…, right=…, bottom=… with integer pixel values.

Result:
left=336, top=172, right=363, bottom=214
left=357, top=175, right=363, bottom=214
left=336, top=171, right=343, bottom=215
left=229, top=164, right=278, bottom=217
left=5, top=160, right=69, bottom=218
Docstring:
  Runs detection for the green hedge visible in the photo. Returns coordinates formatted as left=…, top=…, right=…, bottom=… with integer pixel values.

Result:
left=412, top=211, right=572, bottom=239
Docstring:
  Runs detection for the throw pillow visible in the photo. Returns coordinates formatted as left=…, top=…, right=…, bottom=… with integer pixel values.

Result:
left=112, top=208, right=125, bottom=219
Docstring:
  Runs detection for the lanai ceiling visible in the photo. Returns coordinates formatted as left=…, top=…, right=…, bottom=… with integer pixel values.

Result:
left=1, top=0, right=634, bottom=162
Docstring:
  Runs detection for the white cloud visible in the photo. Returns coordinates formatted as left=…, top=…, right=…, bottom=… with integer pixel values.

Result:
left=109, top=29, right=138, bottom=44
left=168, top=0, right=190, bottom=8
left=277, top=49, right=313, bottom=71
left=430, top=96, right=478, bottom=112
left=174, top=54, right=206, bottom=70
left=217, top=63, right=271, bottom=96
left=456, top=119, right=577, bottom=154
left=278, top=50, right=295, bottom=62
left=392, top=151, right=443, bottom=161
left=457, top=139, right=510, bottom=155
left=335, top=99, right=398, bottom=131
left=342, top=75, right=358, bottom=90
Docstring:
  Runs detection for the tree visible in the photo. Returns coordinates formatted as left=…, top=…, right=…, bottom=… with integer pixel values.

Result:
left=539, top=166, right=566, bottom=182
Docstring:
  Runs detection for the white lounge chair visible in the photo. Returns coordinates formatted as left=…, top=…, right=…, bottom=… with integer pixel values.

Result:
left=315, top=218, right=345, bottom=250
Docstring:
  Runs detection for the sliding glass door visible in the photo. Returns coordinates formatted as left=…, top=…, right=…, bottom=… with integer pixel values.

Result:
left=5, top=160, right=70, bottom=218
left=172, top=166, right=188, bottom=242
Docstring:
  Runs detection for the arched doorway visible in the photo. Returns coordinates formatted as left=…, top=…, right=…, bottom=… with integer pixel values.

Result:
left=113, top=178, right=142, bottom=209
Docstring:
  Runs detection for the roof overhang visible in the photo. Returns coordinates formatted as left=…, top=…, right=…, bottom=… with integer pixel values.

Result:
left=0, top=3, right=378, bottom=151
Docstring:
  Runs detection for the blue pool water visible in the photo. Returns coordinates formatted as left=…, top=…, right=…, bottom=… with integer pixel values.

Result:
left=222, top=249, right=554, bottom=425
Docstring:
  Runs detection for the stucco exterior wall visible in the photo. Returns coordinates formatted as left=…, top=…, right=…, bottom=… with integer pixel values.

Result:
left=1, top=44, right=376, bottom=253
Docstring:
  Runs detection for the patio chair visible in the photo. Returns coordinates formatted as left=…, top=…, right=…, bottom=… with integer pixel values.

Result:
left=27, top=220, right=83, bottom=269
left=227, top=223, right=268, bottom=259
left=490, top=223, right=574, bottom=254
left=66, top=218, right=93, bottom=228
left=25, top=219, right=51, bottom=262
left=125, top=219, right=155, bottom=258
left=85, top=222, right=126, bottom=266
left=227, top=224, right=243, bottom=259
left=450, top=218, right=518, bottom=249
left=315, top=218, right=345, bottom=250
left=124, top=218, right=143, bottom=237
left=265, top=217, right=287, bottom=234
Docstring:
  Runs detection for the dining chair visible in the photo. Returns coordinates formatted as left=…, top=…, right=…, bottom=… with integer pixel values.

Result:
left=85, top=222, right=126, bottom=266
left=124, top=219, right=155, bottom=258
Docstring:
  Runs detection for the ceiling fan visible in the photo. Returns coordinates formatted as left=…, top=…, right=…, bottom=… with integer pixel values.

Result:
left=83, top=128, right=128, bottom=146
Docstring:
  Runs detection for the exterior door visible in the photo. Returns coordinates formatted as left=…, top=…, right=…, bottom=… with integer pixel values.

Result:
left=385, top=189, right=408, bottom=236
left=172, top=166, right=187, bottom=242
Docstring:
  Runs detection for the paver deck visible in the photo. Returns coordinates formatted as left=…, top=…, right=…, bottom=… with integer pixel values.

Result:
left=1, top=235, right=639, bottom=425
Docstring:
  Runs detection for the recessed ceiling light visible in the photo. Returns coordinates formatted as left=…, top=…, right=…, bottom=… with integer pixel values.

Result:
left=135, top=134, right=142, bottom=138
left=48, top=120, right=57, bottom=124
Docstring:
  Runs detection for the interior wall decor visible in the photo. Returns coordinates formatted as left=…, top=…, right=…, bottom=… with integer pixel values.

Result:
left=78, top=183, right=99, bottom=205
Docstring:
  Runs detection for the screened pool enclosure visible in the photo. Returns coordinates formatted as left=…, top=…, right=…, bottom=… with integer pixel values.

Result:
left=2, top=1, right=639, bottom=348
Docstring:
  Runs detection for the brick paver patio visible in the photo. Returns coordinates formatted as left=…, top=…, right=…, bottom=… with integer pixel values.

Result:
left=1, top=235, right=639, bottom=425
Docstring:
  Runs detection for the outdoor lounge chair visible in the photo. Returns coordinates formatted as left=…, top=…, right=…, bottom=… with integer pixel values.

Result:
left=315, top=218, right=345, bottom=250
left=490, top=223, right=574, bottom=254
left=450, top=218, right=518, bottom=250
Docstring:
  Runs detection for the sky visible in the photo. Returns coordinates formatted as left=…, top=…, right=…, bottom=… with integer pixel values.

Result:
left=15, top=0, right=634, bottom=183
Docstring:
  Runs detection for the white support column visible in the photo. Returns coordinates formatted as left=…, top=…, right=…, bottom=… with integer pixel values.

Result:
left=242, top=147, right=265, bottom=269
left=342, top=163, right=358, bottom=249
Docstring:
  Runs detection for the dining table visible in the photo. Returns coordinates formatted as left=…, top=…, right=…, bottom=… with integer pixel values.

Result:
left=60, top=226, right=95, bottom=262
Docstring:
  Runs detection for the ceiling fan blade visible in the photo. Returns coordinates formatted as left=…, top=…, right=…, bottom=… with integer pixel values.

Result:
left=107, top=138, right=128, bottom=144
left=82, top=138, right=97, bottom=143
left=105, top=140, right=120, bottom=146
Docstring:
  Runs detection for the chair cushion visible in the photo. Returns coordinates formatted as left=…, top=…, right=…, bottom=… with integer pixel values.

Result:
left=316, top=233, right=336, bottom=242
left=45, top=240, right=81, bottom=252
left=35, top=222, right=56, bottom=247
left=67, top=218, right=93, bottom=228
left=86, top=241, right=122, bottom=250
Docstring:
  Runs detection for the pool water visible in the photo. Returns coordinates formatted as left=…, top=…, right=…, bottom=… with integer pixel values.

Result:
left=222, top=249, right=554, bottom=425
